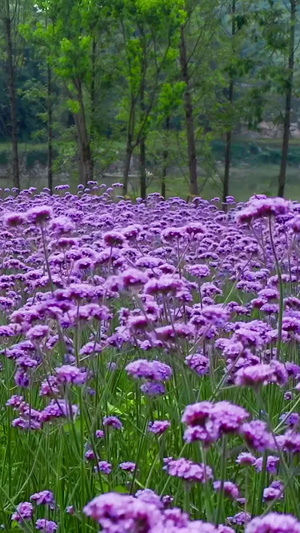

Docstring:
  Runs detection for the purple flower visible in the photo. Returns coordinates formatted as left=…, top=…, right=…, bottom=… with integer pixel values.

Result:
left=26, top=206, right=53, bottom=224
left=186, top=264, right=210, bottom=278
left=125, top=359, right=172, bottom=381
left=30, top=490, right=55, bottom=506
left=163, top=457, right=213, bottom=483
left=15, top=368, right=30, bottom=388
left=182, top=401, right=249, bottom=445
left=94, top=461, right=112, bottom=474
left=245, top=513, right=300, bottom=533
left=11, top=502, right=33, bottom=522
left=26, top=325, right=49, bottom=341
left=49, top=216, right=74, bottom=235
left=185, top=353, right=210, bottom=375
left=35, top=519, right=58, bottom=532
left=4, top=212, right=25, bottom=227
left=103, top=230, right=125, bottom=247
left=237, top=197, right=291, bottom=224
left=254, top=455, right=279, bottom=474
left=85, top=449, right=96, bottom=461
left=135, top=489, right=163, bottom=509
left=55, top=365, right=87, bottom=385
left=83, top=492, right=162, bottom=530
left=241, top=420, right=274, bottom=452
left=280, top=412, right=300, bottom=427
left=263, top=481, right=284, bottom=502
left=140, top=382, right=165, bottom=396
left=235, top=362, right=288, bottom=387
left=213, top=481, right=240, bottom=500
left=120, top=268, right=148, bottom=288
left=236, top=452, right=256, bottom=466
left=148, top=420, right=171, bottom=434
left=40, top=399, right=79, bottom=422
left=119, top=462, right=136, bottom=472
left=103, top=416, right=123, bottom=430
left=95, top=430, right=104, bottom=439
left=227, top=512, right=251, bottom=526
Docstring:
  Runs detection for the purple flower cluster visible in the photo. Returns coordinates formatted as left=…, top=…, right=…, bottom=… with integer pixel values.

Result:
left=83, top=491, right=233, bottom=532
left=182, top=401, right=249, bottom=445
left=2, top=186, right=300, bottom=531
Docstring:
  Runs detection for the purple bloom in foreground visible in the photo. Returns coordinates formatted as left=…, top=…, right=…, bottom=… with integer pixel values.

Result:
left=83, top=492, right=162, bottom=530
left=11, top=502, right=33, bottom=522
left=245, top=512, right=300, bottom=533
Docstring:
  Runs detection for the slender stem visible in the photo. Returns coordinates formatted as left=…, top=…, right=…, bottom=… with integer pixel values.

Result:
left=268, top=218, right=284, bottom=360
left=215, top=435, right=227, bottom=525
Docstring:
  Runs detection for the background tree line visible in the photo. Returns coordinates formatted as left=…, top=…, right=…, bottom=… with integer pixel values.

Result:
left=0, top=0, right=299, bottom=200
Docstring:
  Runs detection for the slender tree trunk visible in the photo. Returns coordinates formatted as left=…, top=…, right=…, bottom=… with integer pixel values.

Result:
left=179, top=26, right=198, bottom=197
left=47, top=64, right=53, bottom=194
left=4, top=8, right=20, bottom=190
left=223, top=0, right=236, bottom=208
left=140, top=138, right=146, bottom=199
left=278, top=0, right=296, bottom=197
left=123, top=140, right=133, bottom=196
left=161, top=116, right=170, bottom=199
left=75, top=82, right=93, bottom=186
left=123, top=101, right=135, bottom=196
left=90, top=37, right=96, bottom=174
left=139, top=45, right=147, bottom=199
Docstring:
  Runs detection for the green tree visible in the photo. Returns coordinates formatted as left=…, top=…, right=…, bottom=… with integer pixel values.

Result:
left=113, top=0, right=184, bottom=197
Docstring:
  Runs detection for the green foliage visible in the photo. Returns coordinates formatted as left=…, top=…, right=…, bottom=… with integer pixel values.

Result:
left=0, top=0, right=299, bottom=195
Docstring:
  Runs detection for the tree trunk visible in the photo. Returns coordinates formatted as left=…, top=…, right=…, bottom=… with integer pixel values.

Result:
left=123, top=139, right=133, bottom=196
left=161, top=116, right=170, bottom=199
left=223, top=0, right=236, bottom=208
left=278, top=0, right=296, bottom=198
left=139, top=46, right=147, bottom=199
left=140, top=138, right=146, bottom=199
left=75, top=82, right=93, bottom=186
left=47, top=64, right=53, bottom=194
left=90, top=37, right=96, bottom=174
left=179, top=26, right=198, bottom=197
left=123, top=101, right=135, bottom=196
left=4, top=10, right=20, bottom=190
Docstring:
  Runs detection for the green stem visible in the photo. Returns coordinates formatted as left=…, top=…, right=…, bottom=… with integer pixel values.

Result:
left=215, top=436, right=227, bottom=525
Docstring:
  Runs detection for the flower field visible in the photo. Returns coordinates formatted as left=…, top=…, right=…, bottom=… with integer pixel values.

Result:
left=1, top=184, right=300, bottom=532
